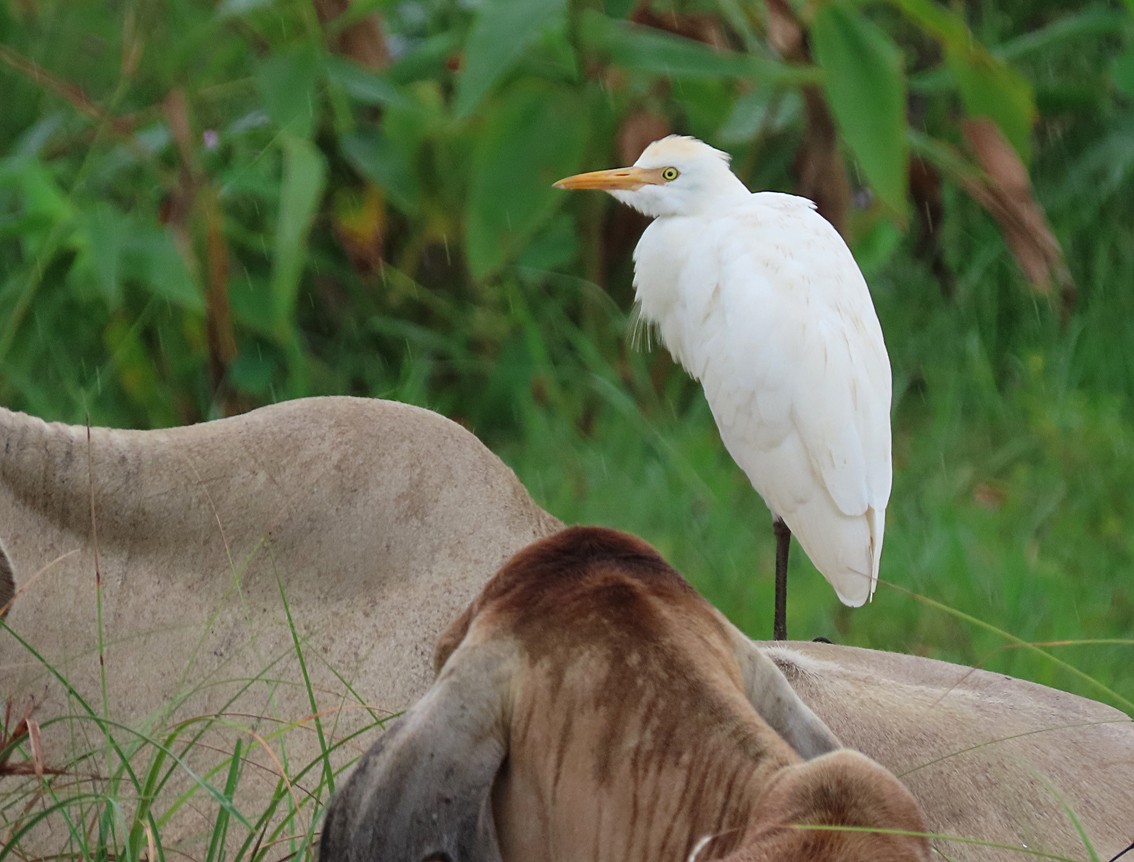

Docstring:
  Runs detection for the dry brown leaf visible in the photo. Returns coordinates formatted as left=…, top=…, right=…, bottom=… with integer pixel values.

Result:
left=314, top=0, right=390, bottom=70
left=332, top=184, right=387, bottom=277
left=972, top=481, right=1007, bottom=510
left=765, top=0, right=805, bottom=60
left=0, top=700, right=65, bottom=778
left=961, top=118, right=1076, bottom=317
left=27, top=718, right=44, bottom=782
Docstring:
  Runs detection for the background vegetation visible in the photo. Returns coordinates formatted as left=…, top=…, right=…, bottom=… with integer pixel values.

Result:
left=1, top=0, right=1132, bottom=719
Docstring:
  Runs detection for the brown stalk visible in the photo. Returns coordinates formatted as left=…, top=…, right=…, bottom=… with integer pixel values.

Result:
left=313, top=0, right=390, bottom=70
left=162, top=91, right=240, bottom=413
left=764, top=0, right=851, bottom=236
left=0, top=42, right=135, bottom=136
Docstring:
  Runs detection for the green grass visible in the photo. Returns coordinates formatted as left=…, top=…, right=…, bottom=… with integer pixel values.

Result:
left=4, top=98, right=1131, bottom=862
left=0, top=590, right=390, bottom=862
left=1, top=1, right=1131, bottom=855
left=5, top=242, right=1132, bottom=854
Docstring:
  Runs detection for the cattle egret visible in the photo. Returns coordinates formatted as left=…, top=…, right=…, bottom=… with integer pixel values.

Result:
left=554, top=135, right=892, bottom=640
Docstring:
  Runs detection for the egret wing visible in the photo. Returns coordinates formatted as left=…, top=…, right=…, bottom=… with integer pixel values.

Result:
left=673, top=197, right=892, bottom=602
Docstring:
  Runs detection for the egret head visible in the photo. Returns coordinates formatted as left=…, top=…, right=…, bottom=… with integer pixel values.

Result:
left=554, top=135, right=750, bottom=218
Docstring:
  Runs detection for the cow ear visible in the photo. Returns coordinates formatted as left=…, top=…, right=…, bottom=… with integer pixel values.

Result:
left=731, top=635, right=841, bottom=759
left=434, top=599, right=476, bottom=675
left=0, top=539, right=14, bottom=619
left=320, top=639, right=515, bottom=862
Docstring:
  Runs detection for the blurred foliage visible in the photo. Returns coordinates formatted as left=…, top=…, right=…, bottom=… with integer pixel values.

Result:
left=1, top=0, right=1133, bottom=701
left=1, top=0, right=1123, bottom=426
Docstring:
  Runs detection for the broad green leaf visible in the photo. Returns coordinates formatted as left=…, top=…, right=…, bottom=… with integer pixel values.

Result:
left=78, top=203, right=127, bottom=306
left=718, top=88, right=802, bottom=144
left=387, top=31, right=462, bottom=86
left=811, top=5, right=908, bottom=214
left=850, top=216, right=903, bottom=278
left=517, top=213, right=578, bottom=273
left=102, top=316, right=171, bottom=419
left=0, top=156, right=78, bottom=253
left=454, top=0, right=567, bottom=118
left=465, top=82, right=587, bottom=281
left=122, top=227, right=203, bottom=312
left=227, top=272, right=278, bottom=338
left=272, top=135, right=327, bottom=334
left=1, top=157, right=73, bottom=223
left=228, top=347, right=279, bottom=396
left=341, top=132, right=419, bottom=215
left=1114, top=47, right=1134, bottom=100
left=255, top=46, right=321, bottom=139
left=671, top=78, right=736, bottom=136
left=341, top=80, right=442, bottom=217
left=603, top=0, right=637, bottom=17
left=884, top=0, right=967, bottom=43
left=886, top=0, right=1035, bottom=162
left=579, top=10, right=819, bottom=85
left=323, top=55, right=411, bottom=109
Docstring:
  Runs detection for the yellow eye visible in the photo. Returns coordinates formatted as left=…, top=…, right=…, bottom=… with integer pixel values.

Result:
left=661, top=167, right=679, bottom=181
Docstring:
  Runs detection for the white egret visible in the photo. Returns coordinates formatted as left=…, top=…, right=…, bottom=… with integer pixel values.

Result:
left=554, top=135, right=892, bottom=639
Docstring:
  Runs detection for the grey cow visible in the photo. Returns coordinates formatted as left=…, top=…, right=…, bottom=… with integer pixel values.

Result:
left=1, top=397, right=1131, bottom=860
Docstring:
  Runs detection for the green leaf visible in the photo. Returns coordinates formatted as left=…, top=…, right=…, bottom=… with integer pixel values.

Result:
left=341, top=131, right=419, bottom=215
left=718, top=88, right=802, bottom=144
left=228, top=346, right=279, bottom=395
left=811, top=4, right=908, bottom=214
left=998, top=8, right=1129, bottom=63
left=0, top=156, right=79, bottom=260
left=454, top=0, right=567, bottom=118
left=886, top=0, right=1035, bottom=162
left=517, top=212, right=578, bottom=273
left=122, top=227, right=203, bottom=312
left=851, top=216, right=903, bottom=278
left=78, top=203, right=127, bottom=306
left=228, top=273, right=277, bottom=338
left=672, top=78, right=736, bottom=136
left=602, top=0, right=637, bottom=17
left=272, top=135, right=327, bottom=336
left=323, top=55, right=410, bottom=109
left=1114, top=47, right=1134, bottom=101
left=883, top=0, right=967, bottom=43
left=255, top=46, right=321, bottom=139
left=465, top=82, right=587, bottom=281
left=387, top=31, right=462, bottom=86
left=579, top=10, right=819, bottom=85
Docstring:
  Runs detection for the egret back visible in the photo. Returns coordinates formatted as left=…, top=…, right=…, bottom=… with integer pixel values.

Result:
left=632, top=193, right=892, bottom=606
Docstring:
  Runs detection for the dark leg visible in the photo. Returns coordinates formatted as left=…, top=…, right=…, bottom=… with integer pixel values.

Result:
left=773, top=517, right=791, bottom=640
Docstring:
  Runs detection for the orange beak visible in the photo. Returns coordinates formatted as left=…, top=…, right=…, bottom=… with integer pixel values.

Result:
left=553, top=166, right=665, bottom=191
